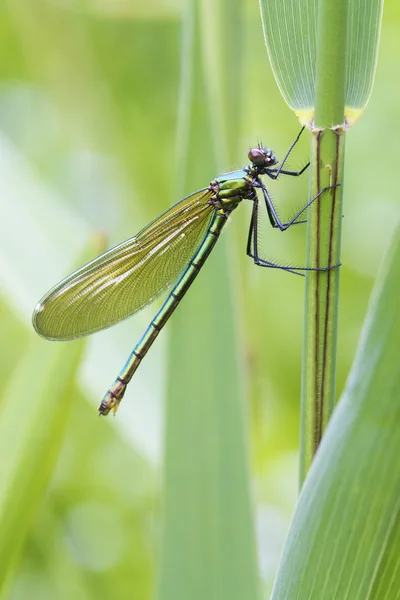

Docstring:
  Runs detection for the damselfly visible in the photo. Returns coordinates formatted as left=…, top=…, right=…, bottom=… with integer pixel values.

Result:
left=32, top=128, right=336, bottom=415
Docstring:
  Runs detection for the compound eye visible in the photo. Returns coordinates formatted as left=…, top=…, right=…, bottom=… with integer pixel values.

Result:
left=248, top=148, right=266, bottom=167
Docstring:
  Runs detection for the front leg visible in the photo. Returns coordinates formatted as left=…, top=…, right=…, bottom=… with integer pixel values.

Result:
left=265, top=126, right=309, bottom=180
left=266, top=162, right=310, bottom=180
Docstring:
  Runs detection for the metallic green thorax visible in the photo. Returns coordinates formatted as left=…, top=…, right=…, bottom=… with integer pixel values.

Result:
left=212, top=169, right=253, bottom=212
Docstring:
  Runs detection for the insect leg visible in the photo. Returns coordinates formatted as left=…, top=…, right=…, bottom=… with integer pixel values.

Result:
left=256, top=182, right=340, bottom=231
left=247, top=195, right=304, bottom=276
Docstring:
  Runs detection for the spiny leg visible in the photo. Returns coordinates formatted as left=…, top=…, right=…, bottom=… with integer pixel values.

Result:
left=267, top=164, right=310, bottom=179
left=247, top=188, right=303, bottom=245
left=268, top=126, right=309, bottom=179
left=248, top=185, right=342, bottom=273
left=247, top=196, right=304, bottom=276
left=246, top=204, right=255, bottom=257
left=254, top=186, right=307, bottom=230
left=255, top=182, right=340, bottom=231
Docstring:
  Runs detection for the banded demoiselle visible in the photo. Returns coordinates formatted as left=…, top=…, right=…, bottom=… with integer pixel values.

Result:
left=33, top=128, right=335, bottom=415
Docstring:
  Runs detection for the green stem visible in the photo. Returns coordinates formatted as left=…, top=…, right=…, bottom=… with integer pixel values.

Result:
left=299, top=0, right=349, bottom=486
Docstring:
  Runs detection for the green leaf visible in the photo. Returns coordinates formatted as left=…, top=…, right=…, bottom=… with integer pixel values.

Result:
left=259, top=0, right=384, bottom=125
left=157, top=1, right=259, bottom=599
left=0, top=335, right=84, bottom=596
left=272, top=224, right=400, bottom=598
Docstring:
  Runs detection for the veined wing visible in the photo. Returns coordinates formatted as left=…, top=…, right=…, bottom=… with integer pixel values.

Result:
left=33, top=188, right=214, bottom=340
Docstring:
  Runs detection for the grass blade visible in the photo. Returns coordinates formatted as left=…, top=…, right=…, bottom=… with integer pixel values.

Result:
left=259, top=0, right=384, bottom=124
left=272, top=224, right=400, bottom=598
left=345, top=0, right=384, bottom=124
left=157, top=1, right=259, bottom=599
left=0, top=335, right=84, bottom=596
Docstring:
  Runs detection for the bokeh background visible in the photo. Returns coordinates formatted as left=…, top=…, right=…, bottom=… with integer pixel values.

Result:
left=0, top=0, right=399, bottom=598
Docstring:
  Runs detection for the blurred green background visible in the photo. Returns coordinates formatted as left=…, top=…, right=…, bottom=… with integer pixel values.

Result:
left=0, top=0, right=399, bottom=598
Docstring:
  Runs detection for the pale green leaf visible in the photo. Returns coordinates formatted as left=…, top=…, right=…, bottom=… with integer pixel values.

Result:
left=272, top=224, right=400, bottom=598
left=157, top=1, right=259, bottom=599
left=259, top=0, right=384, bottom=125
left=0, top=336, right=84, bottom=596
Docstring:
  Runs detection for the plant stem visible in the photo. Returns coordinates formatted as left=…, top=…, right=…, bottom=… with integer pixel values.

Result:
left=299, top=0, right=348, bottom=486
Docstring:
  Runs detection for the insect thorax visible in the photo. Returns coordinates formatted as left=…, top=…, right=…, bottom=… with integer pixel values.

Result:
left=210, top=170, right=253, bottom=212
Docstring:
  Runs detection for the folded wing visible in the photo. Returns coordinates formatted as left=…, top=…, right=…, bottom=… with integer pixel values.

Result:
left=33, top=189, right=214, bottom=340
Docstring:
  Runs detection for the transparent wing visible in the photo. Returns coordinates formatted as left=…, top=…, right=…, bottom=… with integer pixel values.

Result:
left=33, top=188, right=214, bottom=340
